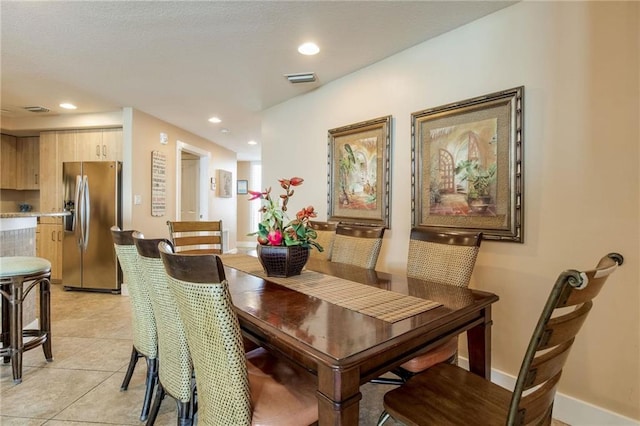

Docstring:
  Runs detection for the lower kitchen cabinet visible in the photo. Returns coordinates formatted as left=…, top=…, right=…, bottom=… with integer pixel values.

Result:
left=37, top=221, right=63, bottom=282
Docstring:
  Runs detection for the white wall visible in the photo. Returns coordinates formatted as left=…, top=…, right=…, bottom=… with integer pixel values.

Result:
left=262, top=1, right=639, bottom=421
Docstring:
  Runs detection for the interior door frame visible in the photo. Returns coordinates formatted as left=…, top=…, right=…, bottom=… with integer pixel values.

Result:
left=176, top=140, right=210, bottom=220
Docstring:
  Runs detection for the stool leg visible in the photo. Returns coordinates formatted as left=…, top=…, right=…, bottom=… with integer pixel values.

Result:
left=39, top=277, right=53, bottom=361
left=1, top=291, right=9, bottom=364
left=10, top=278, right=24, bottom=384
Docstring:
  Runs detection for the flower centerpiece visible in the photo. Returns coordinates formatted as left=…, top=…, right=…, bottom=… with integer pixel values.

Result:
left=248, top=177, right=323, bottom=276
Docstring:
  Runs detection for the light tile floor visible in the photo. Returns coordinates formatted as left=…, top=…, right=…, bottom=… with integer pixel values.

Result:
left=1, top=283, right=569, bottom=426
left=0, top=284, right=398, bottom=425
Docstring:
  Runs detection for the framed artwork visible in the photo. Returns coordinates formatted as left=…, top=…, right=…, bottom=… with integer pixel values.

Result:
left=412, top=86, right=524, bottom=242
left=217, top=169, right=233, bottom=198
left=151, top=150, right=166, bottom=217
left=327, top=115, right=392, bottom=228
left=237, top=179, right=248, bottom=195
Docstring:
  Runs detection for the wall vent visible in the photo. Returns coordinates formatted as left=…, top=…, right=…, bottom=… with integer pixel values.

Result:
left=23, top=106, right=50, bottom=113
left=284, top=72, right=317, bottom=84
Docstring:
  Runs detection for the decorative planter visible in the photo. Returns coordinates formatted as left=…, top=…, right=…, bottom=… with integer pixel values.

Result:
left=257, top=244, right=309, bottom=277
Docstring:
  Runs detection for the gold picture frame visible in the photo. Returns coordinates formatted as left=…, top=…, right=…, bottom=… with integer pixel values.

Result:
left=412, top=87, right=524, bottom=242
left=328, top=116, right=392, bottom=228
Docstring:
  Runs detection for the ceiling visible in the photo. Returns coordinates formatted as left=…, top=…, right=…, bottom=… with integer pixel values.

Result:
left=1, top=1, right=515, bottom=161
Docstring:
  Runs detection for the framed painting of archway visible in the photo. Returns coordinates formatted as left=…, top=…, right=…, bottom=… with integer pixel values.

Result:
left=412, top=87, right=524, bottom=242
left=327, top=116, right=391, bottom=228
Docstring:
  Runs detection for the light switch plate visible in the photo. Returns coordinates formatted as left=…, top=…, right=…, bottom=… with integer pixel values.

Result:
left=134, top=195, right=142, bottom=205
left=160, top=133, right=168, bottom=145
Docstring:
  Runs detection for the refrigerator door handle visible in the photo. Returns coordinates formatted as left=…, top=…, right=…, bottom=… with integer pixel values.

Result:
left=74, top=174, right=82, bottom=247
left=82, top=175, right=91, bottom=251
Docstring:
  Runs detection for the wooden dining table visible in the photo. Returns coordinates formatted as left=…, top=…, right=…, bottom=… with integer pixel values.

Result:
left=222, top=255, right=499, bottom=426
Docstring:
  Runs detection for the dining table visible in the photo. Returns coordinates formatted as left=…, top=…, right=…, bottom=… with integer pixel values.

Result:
left=221, top=254, right=499, bottom=426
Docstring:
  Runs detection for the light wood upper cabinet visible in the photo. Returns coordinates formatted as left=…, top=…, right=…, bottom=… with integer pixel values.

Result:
left=39, top=131, right=62, bottom=216
left=76, top=129, right=102, bottom=161
left=1, top=134, right=18, bottom=189
left=17, top=136, right=40, bottom=190
left=57, top=130, right=77, bottom=163
left=101, top=128, right=122, bottom=161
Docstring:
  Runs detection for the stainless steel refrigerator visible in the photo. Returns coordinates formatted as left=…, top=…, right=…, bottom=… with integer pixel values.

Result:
left=62, top=161, right=122, bottom=293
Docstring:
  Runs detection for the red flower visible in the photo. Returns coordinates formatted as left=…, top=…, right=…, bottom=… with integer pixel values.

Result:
left=290, top=177, right=304, bottom=186
left=248, top=190, right=264, bottom=201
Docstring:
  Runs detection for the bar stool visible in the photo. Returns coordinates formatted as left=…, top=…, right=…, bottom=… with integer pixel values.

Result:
left=0, top=256, right=53, bottom=384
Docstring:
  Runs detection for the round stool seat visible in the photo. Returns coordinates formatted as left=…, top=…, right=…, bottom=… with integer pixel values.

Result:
left=0, top=256, right=53, bottom=384
left=0, top=257, right=51, bottom=277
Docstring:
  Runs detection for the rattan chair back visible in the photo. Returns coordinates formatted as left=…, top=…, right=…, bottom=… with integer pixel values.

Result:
left=111, top=227, right=157, bottom=359
left=331, top=224, right=385, bottom=269
left=133, top=232, right=193, bottom=404
left=309, top=221, right=337, bottom=260
left=167, top=220, right=223, bottom=254
left=159, top=242, right=253, bottom=424
left=407, top=228, right=482, bottom=287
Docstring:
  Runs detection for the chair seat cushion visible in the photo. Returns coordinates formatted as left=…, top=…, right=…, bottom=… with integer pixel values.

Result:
left=384, top=363, right=511, bottom=426
left=400, top=336, right=459, bottom=373
left=0, top=256, right=51, bottom=277
left=246, top=348, right=318, bottom=426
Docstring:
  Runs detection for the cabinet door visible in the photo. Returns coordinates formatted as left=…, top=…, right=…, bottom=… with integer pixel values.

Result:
left=38, top=222, right=63, bottom=282
left=76, top=129, right=103, bottom=161
left=58, top=130, right=77, bottom=163
left=1, top=134, right=17, bottom=189
left=17, top=136, right=40, bottom=190
left=101, top=128, right=122, bottom=161
left=39, top=132, right=61, bottom=214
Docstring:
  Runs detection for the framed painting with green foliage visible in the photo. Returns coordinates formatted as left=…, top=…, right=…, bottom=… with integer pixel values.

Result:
left=327, top=115, right=391, bottom=228
left=412, top=86, right=524, bottom=242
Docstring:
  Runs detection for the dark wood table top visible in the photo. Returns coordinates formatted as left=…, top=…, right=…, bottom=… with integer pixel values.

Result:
left=224, top=257, right=498, bottom=378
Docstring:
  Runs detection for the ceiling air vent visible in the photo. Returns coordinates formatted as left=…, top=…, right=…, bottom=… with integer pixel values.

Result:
left=284, top=72, right=317, bottom=84
left=23, top=106, right=50, bottom=113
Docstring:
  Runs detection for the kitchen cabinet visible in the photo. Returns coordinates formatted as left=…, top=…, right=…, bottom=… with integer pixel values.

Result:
left=17, top=136, right=39, bottom=190
left=1, top=134, right=18, bottom=189
left=76, top=128, right=122, bottom=161
left=39, top=132, right=62, bottom=216
left=37, top=221, right=63, bottom=282
left=39, top=127, right=122, bottom=217
left=1, top=134, right=39, bottom=190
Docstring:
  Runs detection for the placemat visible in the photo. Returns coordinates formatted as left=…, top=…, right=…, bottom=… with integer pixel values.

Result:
left=221, top=254, right=441, bottom=323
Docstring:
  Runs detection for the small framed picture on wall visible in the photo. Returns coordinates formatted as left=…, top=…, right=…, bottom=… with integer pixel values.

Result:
left=237, top=179, right=248, bottom=195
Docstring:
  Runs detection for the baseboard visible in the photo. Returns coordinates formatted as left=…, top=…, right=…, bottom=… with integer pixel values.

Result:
left=236, top=241, right=256, bottom=248
left=458, top=357, right=639, bottom=425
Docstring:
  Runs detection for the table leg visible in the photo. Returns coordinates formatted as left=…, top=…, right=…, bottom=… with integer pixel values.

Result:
left=316, top=364, right=362, bottom=426
left=466, top=305, right=492, bottom=380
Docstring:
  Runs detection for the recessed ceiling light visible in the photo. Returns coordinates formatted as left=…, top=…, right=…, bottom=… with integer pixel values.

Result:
left=298, top=42, right=319, bottom=56
left=247, top=140, right=258, bottom=146
left=208, top=116, right=221, bottom=123
left=59, top=103, right=77, bottom=110
left=220, top=128, right=230, bottom=133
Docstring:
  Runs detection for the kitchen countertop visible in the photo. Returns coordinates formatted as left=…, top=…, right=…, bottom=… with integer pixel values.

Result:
left=0, top=212, right=71, bottom=218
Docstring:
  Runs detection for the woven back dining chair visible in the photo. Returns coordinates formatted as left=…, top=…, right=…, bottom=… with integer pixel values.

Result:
left=159, top=242, right=318, bottom=425
left=133, top=232, right=194, bottom=426
left=379, top=252, right=624, bottom=426
left=309, top=221, right=337, bottom=261
left=167, top=220, right=223, bottom=255
left=371, top=228, right=483, bottom=385
left=331, top=223, right=385, bottom=269
left=110, top=227, right=158, bottom=422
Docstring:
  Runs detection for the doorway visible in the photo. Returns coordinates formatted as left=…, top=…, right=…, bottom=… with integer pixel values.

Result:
left=176, top=140, right=209, bottom=221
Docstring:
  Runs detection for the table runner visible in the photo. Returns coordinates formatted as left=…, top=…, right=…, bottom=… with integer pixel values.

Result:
left=221, top=254, right=441, bottom=323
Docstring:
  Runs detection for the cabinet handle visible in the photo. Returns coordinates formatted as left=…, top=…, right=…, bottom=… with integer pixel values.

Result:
left=102, top=144, right=107, bottom=159
left=51, top=231, right=56, bottom=241
left=58, top=230, right=62, bottom=241
left=96, top=144, right=101, bottom=158
left=35, top=173, right=38, bottom=184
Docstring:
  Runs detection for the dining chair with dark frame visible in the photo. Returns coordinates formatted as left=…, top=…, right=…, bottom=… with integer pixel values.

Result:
left=330, top=223, right=385, bottom=270
left=378, top=252, right=624, bottom=426
left=372, top=227, right=483, bottom=385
